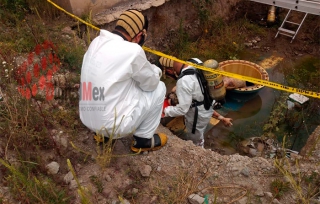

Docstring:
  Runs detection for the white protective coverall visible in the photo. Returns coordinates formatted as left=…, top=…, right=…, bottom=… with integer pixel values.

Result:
left=79, top=30, right=166, bottom=139
left=164, top=66, right=214, bottom=146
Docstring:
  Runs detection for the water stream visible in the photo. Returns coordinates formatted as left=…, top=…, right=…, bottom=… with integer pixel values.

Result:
left=205, top=80, right=279, bottom=155
left=204, top=57, right=318, bottom=155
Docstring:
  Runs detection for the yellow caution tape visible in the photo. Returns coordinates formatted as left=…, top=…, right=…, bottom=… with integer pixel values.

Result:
left=47, top=0, right=100, bottom=31
left=143, top=47, right=320, bottom=99
left=47, top=0, right=320, bottom=99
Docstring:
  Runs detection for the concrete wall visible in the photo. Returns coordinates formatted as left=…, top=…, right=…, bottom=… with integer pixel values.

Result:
left=53, top=0, right=168, bottom=23
left=53, top=0, right=126, bottom=16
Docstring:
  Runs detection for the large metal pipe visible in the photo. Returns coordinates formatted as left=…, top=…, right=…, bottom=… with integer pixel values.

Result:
left=249, top=0, right=320, bottom=15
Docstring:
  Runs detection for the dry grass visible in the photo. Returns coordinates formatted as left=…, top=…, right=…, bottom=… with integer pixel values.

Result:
left=150, top=167, right=248, bottom=204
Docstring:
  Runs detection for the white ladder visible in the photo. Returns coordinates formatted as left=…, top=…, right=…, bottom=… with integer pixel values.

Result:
left=275, top=9, right=308, bottom=43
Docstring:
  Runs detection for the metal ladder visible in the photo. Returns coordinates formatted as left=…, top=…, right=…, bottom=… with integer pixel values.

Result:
left=249, top=0, right=320, bottom=42
left=275, top=9, right=308, bottom=43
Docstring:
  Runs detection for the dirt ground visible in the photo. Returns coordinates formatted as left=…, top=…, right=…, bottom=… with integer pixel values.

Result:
left=1, top=0, right=319, bottom=204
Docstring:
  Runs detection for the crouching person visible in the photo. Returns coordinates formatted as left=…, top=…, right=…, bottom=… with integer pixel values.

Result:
left=79, top=9, right=167, bottom=152
left=163, top=58, right=232, bottom=148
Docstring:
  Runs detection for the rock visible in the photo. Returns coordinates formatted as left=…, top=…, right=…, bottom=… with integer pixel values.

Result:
left=132, top=188, right=139, bottom=195
left=264, top=192, right=273, bottom=198
left=188, top=194, right=205, bottom=204
left=236, top=196, right=248, bottom=204
left=51, top=129, right=58, bottom=134
left=248, top=148, right=257, bottom=157
left=46, top=161, right=60, bottom=174
left=104, top=174, right=112, bottom=182
left=53, top=74, right=67, bottom=88
left=61, top=26, right=75, bottom=35
left=244, top=42, right=253, bottom=47
left=70, top=91, right=78, bottom=98
left=273, top=198, right=282, bottom=204
left=69, top=180, right=78, bottom=190
left=255, top=36, right=261, bottom=41
left=122, top=179, right=133, bottom=188
left=240, top=167, right=250, bottom=177
left=63, top=171, right=74, bottom=184
left=53, top=134, right=68, bottom=149
left=60, top=137, right=68, bottom=149
left=15, top=56, right=27, bottom=67
left=139, top=165, right=152, bottom=177
left=213, top=171, right=219, bottom=178
left=254, top=189, right=264, bottom=197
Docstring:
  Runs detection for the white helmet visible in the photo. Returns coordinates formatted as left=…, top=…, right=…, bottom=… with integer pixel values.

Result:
left=187, top=58, right=203, bottom=65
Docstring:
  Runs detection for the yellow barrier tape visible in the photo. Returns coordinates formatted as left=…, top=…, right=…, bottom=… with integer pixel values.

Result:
left=143, top=47, right=320, bottom=99
left=47, top=0, right=320, bottom=99
left=47, top=0, right=100, bottom=31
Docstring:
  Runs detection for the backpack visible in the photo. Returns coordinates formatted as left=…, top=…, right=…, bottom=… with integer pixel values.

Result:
left=178, top=68, right=213, bottom=110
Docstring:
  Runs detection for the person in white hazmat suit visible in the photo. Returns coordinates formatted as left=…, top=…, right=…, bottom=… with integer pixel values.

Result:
left=163, top=58, right=232, bottom=147
left=79, top=9, right=168, bottom=152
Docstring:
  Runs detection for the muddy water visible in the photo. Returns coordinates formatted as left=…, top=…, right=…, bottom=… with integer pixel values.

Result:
left=204, top=80, right=280, bottom=155
left=204, top=55, right=318, bottom=155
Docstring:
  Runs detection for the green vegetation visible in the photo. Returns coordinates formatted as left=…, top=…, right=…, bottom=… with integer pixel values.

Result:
left=274, top=157, right=320, bottom=203
left=273, top=56, right=320, bottom=150
left=0, top=0, right=85, bottom=68
left=0, top=158, right=71, bottom=203
left=167, top=0, right=266, bottom=61
left=262, top=93, right=289, bottom=139
left=285, top=56, right=320, bottom=91
left=270, top=178, right=290, bottom=199
left=0, top=0, right=28, bottom=22
left=0, top=1, right=87, bottom=202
